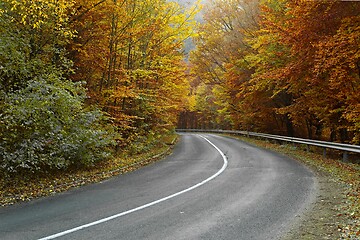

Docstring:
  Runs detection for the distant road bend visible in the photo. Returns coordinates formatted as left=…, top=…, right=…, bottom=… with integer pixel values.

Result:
left=0, top=133, right=316, bottom=240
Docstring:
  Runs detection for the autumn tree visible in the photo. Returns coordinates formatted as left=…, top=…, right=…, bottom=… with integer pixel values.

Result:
left=241, top=0, right=296, bottom=135
left=314, top=15, right=360, bottom=143
left=68, top=0, right=200, bottom=149
left=189, top=0, right=359, bottom=143
left=187, top=0, right=259, bottom=129
left=253, top=0, right=360, bottom=142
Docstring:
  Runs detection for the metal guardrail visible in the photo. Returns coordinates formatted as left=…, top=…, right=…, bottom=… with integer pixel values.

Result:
left=176, top=129, right=360, bottom=162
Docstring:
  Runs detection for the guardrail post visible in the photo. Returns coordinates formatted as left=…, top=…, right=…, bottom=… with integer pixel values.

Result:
left=343, top=151, right=348, bottom=162
left=291, top=138, right=296, bottom=148
left=323, top=148, right=327, bottom=158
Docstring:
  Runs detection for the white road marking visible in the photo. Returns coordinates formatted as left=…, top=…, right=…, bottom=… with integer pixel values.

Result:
left=38, top=135, right=228, bottom=240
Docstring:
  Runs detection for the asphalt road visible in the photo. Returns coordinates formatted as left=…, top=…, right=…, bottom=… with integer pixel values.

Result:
left=0, top=134, right=316, bottom=240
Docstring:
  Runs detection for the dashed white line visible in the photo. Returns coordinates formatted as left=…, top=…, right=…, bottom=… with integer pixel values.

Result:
left=38, top=135, right=228, bottom=240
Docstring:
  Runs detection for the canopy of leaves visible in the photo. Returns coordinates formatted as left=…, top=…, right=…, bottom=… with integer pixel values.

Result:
left=187, top=0, right=360, bottom=144
left=68, top=0, right=200, bottom=149
left=1, top=0, right=200, bottom=172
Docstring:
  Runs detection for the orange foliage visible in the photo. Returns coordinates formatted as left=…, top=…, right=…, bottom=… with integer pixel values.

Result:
left=188, top=0, right=360, bottom=143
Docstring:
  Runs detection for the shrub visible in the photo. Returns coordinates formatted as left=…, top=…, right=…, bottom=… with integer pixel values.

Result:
left=0, top=72, right=115, bottom=172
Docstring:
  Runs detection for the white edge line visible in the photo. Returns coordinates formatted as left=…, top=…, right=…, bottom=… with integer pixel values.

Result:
left=38, top=135, right=228, bottom=240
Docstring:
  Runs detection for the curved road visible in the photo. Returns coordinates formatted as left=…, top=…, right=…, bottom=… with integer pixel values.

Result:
left=0, top=134, right=316, bottom=240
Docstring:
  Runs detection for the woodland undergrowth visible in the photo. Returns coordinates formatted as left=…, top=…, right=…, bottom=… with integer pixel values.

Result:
left=0, top=134, right=177, bottom=207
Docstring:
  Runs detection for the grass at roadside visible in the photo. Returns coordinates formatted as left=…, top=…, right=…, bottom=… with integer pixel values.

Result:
left=0, top=133, right=178, bottom=207
left=229, top=135, right=360, bottom=239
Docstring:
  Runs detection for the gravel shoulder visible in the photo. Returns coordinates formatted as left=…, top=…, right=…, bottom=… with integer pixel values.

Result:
left=281, top=169, right=348, bottom=240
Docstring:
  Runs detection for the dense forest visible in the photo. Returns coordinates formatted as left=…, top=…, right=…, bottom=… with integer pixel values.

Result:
left=180, top=0, right=360, bottom=145
left=0, top=0, right=359, bottom=173
left=0, top=0, right=200, bottom=172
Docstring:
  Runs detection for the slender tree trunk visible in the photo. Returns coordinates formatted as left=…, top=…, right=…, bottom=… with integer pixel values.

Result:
left=285, top=115, right=294, bottom=137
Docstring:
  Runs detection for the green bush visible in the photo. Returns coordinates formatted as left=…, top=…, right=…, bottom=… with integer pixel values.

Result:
left=0, top=72, right=115, bottom=172
left=0, top=0, right=116, bottom=173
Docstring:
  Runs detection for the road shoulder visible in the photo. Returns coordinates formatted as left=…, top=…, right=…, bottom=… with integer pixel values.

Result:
left=226, top=134, right=358, bottom=239
left=281, top=170, right=348, bottom=240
